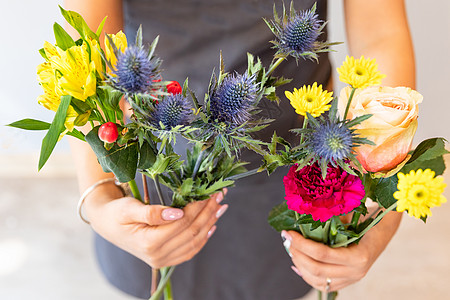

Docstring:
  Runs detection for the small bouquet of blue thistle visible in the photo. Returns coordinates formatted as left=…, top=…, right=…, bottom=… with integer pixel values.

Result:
left=8, top=2, right=343, bottom=299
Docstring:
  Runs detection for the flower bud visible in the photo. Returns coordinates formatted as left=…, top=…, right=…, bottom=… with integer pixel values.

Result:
left=98, top=122, right=119, bottom=143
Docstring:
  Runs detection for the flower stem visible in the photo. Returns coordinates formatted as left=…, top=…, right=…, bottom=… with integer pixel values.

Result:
left=154, top=175, right=166, bottom=206
left=142, top=174, right=150, bottom=204
left=343, top=87, right=356, bottom=120
left=331, top=202, right=398, bottom=248
left=192, top=149, right=205, bottom=179
left=299, top=118, right=309, bottom=144
left=267, top=57, right=286, bottom=76
left=148, top=266, right=176, bottom=300
left=225, top=167, right=260, bottom=181
left=128, top=179, right=142, bottom=202
left=294, top=212, right=307, bottom=237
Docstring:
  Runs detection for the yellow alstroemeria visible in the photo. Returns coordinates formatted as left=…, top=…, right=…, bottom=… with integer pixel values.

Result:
left=104, top=30, right=127, bottom=74
left=87, top=38, right=105, bottom=79
left=44, top=41, right=97, bottom=101
left=37, top=61, right=89, bottom=132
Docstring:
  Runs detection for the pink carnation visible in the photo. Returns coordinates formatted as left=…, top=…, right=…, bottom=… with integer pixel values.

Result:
left=283, top=163, right=365, bottom=222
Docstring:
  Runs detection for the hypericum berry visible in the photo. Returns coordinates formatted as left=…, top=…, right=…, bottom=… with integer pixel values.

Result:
left=166, top=81, right=182, bottom=95
left=98, top=122, right=119, bottom=143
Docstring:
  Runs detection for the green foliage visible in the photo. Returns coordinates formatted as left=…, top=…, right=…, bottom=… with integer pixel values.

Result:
left=59, top=6, right=99, bottom=42
left=38, top=95, right=71, bottom=170
left=268, top=202, right=298, bottom=232
left=401, top=138, right=449, bottom=176
left=53, top=22, right=75, bottom=50
left=86, top=126, right=141, bottom=183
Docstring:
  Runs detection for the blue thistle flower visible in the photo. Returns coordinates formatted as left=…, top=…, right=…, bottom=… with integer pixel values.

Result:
left=210, top=73, right=258, bottom=125
left=150, top=94, right=192, bottom=129
left=112, top=46, right=157, bottom=94
left=280, top=9, right=321, bottom=55
left=309, top=121, right=353, bottom=162
left=265, top=2, right=336, bottom=62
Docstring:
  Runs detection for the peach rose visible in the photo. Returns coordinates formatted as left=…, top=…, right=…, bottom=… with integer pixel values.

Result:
left=338, top=86, right=423, bottom=173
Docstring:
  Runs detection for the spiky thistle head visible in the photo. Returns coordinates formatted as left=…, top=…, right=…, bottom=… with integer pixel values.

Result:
left=309, top=120, right=353, bottom=163
left=265, top=2, right=335, bottom=62
left=209, top=72, right=259, bottom=126
left=150, top=94, right=192, bottom=130
left=110, top=46, right=160, bottom=94
left=294, top=104, right=375, bottom=177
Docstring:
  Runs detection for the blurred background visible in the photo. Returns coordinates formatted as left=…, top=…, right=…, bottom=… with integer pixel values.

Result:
left=0, top=0, right=449, bottom=299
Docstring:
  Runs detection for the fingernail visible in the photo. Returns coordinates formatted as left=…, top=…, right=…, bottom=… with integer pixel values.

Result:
left=216, top=204, right=228, bottom=218
left=281, top=231, right=292, bottom=257
left=216, top=192, right=224, bottom=204
left=162, top=208, right=184, bottom=221
left=207, top=225, right=217, bottom=238
left=291, top=266, right=302, bottom=277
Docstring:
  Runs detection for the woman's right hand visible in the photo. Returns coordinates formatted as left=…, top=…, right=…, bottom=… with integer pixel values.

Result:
left=84, top=184, right=228, bottom=268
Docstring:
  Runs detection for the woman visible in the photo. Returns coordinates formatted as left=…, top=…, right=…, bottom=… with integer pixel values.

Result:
left=67, top=0, right=415, bottom=299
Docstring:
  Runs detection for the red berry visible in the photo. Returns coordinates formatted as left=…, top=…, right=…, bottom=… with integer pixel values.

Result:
left=98, top=122, right=119, bottom=143
left=166, top=81, right=182, bottom=95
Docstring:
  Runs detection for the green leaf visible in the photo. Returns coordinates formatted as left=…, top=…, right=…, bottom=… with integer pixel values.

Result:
left=373, top=176, right=398, bottom=209
left=38, top=48, right=48, bottom=60
left=67, top=128, right=85, bottom=141
left=95, top=16, right=107, bottom=37
left=53, top=22, right=75, bottom=50
left=7, top=119, right=50, bottom=130
left=138, top=141, right=157, bottom=170
left=59, top=6, right=98, bottom=42
left=38, top=95, right=72, bottom=170
left=179, top=178, right=194, bottom=196
left=85, top=127, right=139, bottom=183
left=408, top=138, right=448, bottom=163
left=268, top=202, right=298, bottom=232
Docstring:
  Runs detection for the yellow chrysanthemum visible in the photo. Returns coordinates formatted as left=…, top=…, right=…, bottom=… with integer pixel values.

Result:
left=104, top=30, right=128, bottom=74
left=43, top=41, right=96, bottom=101
left=285, top=82, right=333, bottom=118
left=336, top=56, right=385, bottom=89
left=394, top=169, right=447, bottom=219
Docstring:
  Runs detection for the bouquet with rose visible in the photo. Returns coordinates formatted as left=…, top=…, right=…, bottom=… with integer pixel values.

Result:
left=266, top=54, right=448, bottom=299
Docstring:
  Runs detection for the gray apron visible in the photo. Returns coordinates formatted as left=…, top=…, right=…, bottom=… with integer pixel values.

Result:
left=95, top=1, right=331, bottom=299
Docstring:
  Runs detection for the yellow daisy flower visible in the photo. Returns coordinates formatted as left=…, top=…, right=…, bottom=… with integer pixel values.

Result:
left=285, top=82, right=333, bottom=118
left=394, top=169, right=447, bottom=219
left=336, top=56, right=385, bottom=89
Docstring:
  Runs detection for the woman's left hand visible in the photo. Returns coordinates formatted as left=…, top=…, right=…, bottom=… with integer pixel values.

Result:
left=282, top=211, right=402, bottom=292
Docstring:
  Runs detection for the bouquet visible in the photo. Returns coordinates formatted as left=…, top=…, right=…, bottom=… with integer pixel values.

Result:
left=8, top=2, right=340, bottom=299
left=266, top=55, right=448, bottom=299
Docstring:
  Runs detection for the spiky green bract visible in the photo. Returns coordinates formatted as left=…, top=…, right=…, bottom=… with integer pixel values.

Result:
left=157, top=143, right=249, bottom=207
left=210, top=72, right=258, bottom=125
left=150, top=94, right=193, bottom=130
left=264, top=2, right=338, bottom=62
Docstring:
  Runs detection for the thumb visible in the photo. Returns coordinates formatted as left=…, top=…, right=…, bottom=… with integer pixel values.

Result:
left=124, top=198, right=184, bottom=226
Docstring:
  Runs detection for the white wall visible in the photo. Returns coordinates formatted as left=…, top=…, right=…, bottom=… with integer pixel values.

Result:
left=1, top=1, right=448, bottom=174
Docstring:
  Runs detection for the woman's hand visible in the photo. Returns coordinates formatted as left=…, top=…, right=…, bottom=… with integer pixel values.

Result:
left=282, top=211, right=402, bottom=292
left=85, top=184, right=228, bottom=268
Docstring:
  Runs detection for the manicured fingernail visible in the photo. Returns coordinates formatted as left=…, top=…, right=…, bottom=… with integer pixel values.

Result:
left=207, top=225, right=217, bottom=238
left=162, top=208, right=184, bottom=221
left=216, top=204, right=228, bottom=218
left=281, top=231, right=292, bottom=257
left=291, top=266, right=302, bottom=277
left=216, top=192, right=224, bottom=203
